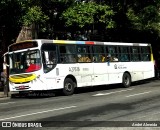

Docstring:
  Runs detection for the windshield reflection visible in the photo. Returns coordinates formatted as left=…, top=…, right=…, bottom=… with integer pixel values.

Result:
left=9, top=50, right=41, bottom=74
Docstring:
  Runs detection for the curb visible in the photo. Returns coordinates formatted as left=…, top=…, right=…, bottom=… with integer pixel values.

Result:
left=0, top=92, right=12, bottom=99
left=0, top=92, right=6, bottom=98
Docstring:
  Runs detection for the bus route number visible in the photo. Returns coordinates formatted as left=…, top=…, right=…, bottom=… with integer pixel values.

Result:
left=69, top=67, right=80, bottom=72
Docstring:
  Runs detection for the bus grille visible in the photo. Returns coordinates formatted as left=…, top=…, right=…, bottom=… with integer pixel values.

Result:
left=15, top=86, right=30, bottom=90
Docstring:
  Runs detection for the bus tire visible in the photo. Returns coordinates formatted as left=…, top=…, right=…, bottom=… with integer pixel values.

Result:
left=122, top=73, right=131, bottom=88
left=63, top=78, right=75, bottom=96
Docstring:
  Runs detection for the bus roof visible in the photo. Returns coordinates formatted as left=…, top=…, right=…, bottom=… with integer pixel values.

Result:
left=45, top=39, right=150, bottom=46
left=11, top=39, right=151, bottom=47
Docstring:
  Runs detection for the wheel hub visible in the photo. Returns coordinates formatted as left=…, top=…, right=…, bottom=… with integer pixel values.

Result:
left=65, top=83, right=72, bottom=91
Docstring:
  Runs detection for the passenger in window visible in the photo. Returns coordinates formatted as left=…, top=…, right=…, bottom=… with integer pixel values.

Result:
left=25, top=59, right=41, bottom=72
left=106, top=54, right=111, bottom=61
left=113, top=57, right=118, bottom=61
left=92, top=56, right=96, bottom=62
left=26, top=59, right=31, bottom=67
left=93, top=55, right=98, bottom=62
left=78, top=55, right=91, bottom=62
left=85, top=57, right=91, bottom=62
left=99, top=55, right=105, bottom=62
left=78, top=54, right=82, bottom=62
left=109, top=56, right=118, bottom=61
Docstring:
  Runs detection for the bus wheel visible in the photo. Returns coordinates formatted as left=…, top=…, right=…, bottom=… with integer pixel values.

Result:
left=122, top=73, right=131, bottom=88
left=63, top=78, right=75, bottom=96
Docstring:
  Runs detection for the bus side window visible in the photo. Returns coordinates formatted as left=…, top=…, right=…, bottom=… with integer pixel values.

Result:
left=59, top=45, right=76, bottom=63
left=77, top=45, right=91, bottom=62
left=93, top=46, right=105, bottom=62
left=131, top=47, right=141, bottom=61
left=107, top=46, right=118, bottom=62
left=141, top=47, right=150, bottom=61
left=100, top=54, right=105, bottom=62
left=120, top=54, right=129, bottom=61
left=119, top=46, right=130, bottom=62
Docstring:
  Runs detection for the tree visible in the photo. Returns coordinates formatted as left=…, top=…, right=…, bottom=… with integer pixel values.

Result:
left=0, top=0, right=23, bottom=50
left=127, top=5, right=160, bottom=32
left=62, top=2, right=115, bottom=30
left=0, top=0, right=160, bottom=44
left=125, top=1, right=160, bottom=43
left=16, top=2, right=49, bottom=42
left=61, top=1, right=115, bottom=40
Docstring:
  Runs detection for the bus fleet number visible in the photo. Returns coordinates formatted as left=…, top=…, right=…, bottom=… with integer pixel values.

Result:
left=69, top=67, right=80, bottom=72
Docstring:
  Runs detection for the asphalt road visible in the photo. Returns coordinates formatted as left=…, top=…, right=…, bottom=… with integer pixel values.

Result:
left=0, top=79, right=160, bottom=130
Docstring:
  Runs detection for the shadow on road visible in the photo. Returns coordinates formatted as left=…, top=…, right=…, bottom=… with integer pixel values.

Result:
left=10, top=78, right=158, bottom=99
left=74, top=78, right=157, bottom=95
left=10, top=91, right=56, bottom=99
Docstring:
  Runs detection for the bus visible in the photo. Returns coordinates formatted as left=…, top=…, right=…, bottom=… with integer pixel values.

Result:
left=8, top=39, right=155, bottom=96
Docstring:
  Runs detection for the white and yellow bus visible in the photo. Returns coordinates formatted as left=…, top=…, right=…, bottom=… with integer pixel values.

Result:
left=8, top=40, right=154, bottom=95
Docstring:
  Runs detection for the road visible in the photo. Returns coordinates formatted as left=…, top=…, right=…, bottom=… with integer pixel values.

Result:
left=0, top=79, right=160, bottom=130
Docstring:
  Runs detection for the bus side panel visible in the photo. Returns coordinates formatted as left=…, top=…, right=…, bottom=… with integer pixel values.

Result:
left=44, top=63, right=94, bottom=89
left=92, top=63, right=108, bottom=86
left=130, top=62, right=154, bottom=82
left=143, top=62, right=155, bottom=79
left=130, top=62, right=144, bottom=81
left=44, top=64, right=81, bottom=89
left=78, top=63, right=93, bottom=87
left=107, top=62, right=123, bottom=84
left=43, top=68, right=58, bottom=90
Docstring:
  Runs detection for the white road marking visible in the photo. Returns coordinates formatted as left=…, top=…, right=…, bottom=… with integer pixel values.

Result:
left=0, top=102, right=15, bottom=105
left=93, top=88, right=134, bottom=96
left=0, top=106, right=77, bottom=121
left=126, top=91, right=152, bottom=98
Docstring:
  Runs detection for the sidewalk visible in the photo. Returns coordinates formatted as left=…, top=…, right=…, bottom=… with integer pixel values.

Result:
left=0, top=91, right=11, bottom=98
left=0, top=91, right=10, bottom=98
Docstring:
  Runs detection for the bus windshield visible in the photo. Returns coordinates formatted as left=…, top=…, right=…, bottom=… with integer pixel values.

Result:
left=9, top=50, right=41, bottom=74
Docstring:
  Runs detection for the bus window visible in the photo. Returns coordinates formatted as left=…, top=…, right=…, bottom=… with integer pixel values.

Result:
left=77, top=45, right=91, bottom=62
left=59, top=45, right=76, bottom=63
left=9, top=50, right=41, bottom=74
left=131, top=47, right=141, bottom=61
left=119, top=46, right=130, bottom=62
left=41, top=44, right=57, bottom=73
left=106, top=46, right=118, bottom=62
left=93, top=46, right=105, bottom=62
left=25, top=50, right=41, bottom=72
left=141, top=46, right=150, bottom=61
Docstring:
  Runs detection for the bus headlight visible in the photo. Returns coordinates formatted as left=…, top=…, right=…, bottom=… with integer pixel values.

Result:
left=30, top=75, right=40, bottom=83
left=9, top=81, right=13, bottom=85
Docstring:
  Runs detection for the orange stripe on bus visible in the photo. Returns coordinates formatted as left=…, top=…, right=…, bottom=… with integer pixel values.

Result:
left=86, top=41, right=94, bottom=45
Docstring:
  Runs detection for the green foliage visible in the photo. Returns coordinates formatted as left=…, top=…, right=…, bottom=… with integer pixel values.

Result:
left=0, top=0, right=160, bottom=44
left=96, top=4, right=115, bottom=28
left=22, top=6, right=49, bottom=26
left=126, top=8, right=141, bottom=29
left=61, top=2, right=115, bottom=29
left=127, top=5, right=160, bottom=32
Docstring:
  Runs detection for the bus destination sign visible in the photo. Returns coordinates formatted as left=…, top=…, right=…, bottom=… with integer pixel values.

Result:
left=9, top=42, right=38, bottom=52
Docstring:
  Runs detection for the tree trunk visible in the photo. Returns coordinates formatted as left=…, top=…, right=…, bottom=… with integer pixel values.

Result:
left=16, top=24, right=38, bottom=43
left=16, top=26, right=32, bottom=43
